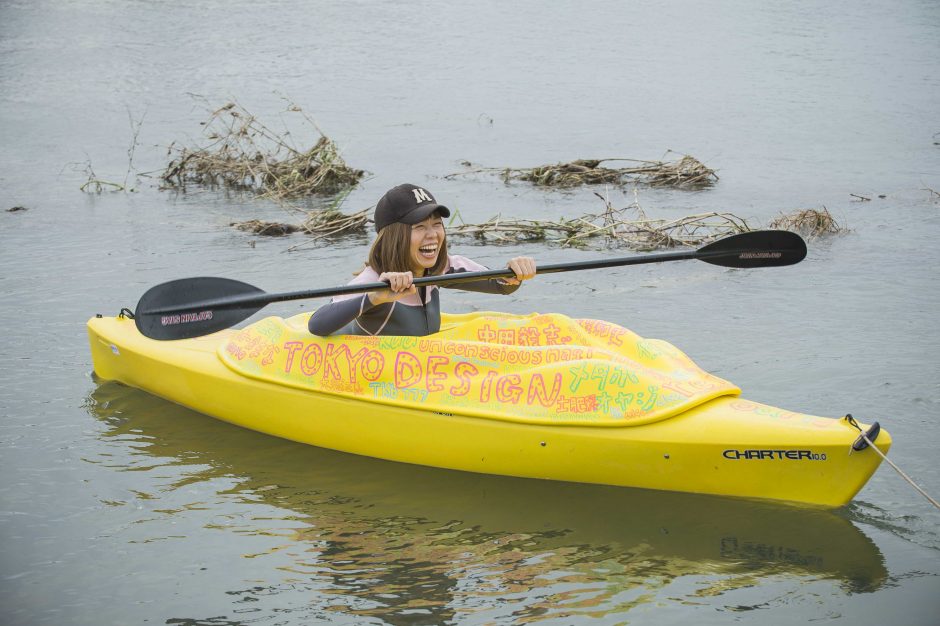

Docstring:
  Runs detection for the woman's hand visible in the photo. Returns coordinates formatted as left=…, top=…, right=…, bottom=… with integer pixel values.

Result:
left=369, top=271, right=417, bottom=305
left=500, top=256, right=537, bottom=285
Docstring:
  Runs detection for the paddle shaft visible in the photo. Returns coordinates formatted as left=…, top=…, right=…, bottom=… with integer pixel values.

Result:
left=142, top=247, right=715, bottom=315
left=133, top=230, right=806, bottom=339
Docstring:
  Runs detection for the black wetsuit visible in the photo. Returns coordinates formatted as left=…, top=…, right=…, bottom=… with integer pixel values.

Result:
left=308, top=255, right=519, bottom=337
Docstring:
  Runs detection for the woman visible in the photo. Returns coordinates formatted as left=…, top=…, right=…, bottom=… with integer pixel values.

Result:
left=308, top=183, right=536, bottom=337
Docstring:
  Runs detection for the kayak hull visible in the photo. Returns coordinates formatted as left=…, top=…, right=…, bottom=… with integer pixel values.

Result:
left=87, top=314, right=889, bottom=507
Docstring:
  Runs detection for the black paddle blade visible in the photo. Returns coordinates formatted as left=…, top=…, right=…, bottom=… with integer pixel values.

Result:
left=135, top=277, right=266, bottom=340
left=697, top=230, right=807, bottom=268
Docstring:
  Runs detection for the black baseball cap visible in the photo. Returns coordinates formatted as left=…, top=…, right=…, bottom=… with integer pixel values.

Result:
left=374, top=183, right=451, bottom=232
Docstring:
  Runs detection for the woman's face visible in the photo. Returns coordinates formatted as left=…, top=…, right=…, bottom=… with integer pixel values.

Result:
left=409, top=213, right=446, bottom=275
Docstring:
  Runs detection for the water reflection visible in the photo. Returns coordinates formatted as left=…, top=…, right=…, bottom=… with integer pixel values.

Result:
left=86, top=380, right=887, bottom=624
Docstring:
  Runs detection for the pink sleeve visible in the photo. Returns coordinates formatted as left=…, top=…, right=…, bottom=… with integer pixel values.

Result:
left=447, top=255, right=490, bottom=272
left=332, top=266, right=381, bottom=302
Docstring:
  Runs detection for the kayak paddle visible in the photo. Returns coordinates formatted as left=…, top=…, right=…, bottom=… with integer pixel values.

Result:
left=135, top=229, right=806, bottom=340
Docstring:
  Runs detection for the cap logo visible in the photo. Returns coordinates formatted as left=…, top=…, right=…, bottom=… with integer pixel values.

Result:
left=412, top=188, right=432, bottom=203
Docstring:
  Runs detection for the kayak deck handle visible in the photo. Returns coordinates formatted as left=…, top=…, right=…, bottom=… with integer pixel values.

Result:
left=844, top=414, right=881, bottom=451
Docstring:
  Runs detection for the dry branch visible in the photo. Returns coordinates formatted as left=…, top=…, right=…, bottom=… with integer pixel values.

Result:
left=447, top=193, right=747, bottom=249
left=163, top=101, right=364, bottom=199
left=232, top=206, right=372, bottom=249
left=233, top=194, right=847, bottom=253
left=448, top=152, right=718, bottom=190
left=768, top=207, right=848, bottom=238
left=231, top=220, right=302, bottom=236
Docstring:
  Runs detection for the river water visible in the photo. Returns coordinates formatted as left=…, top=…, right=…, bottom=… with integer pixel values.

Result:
left=2, top=1, right=939, bottom=624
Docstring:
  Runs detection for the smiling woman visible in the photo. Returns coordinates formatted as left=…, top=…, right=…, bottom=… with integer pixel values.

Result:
left=307, top=183, right=537, bottom=337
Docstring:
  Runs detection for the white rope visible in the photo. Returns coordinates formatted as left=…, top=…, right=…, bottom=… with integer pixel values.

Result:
left=856, top=430, right=940, bottom=511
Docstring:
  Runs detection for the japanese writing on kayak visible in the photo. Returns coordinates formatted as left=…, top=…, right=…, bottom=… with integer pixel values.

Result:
left=219, top=313, right=739, bottom=426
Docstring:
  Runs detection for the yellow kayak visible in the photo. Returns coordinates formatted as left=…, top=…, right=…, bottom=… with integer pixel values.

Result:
left=87, top=310, right=889, bottom=506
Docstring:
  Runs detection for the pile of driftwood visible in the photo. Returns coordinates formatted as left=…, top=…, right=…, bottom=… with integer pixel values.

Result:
left=769, top=207, right=847, bottom=238
left=448, top=152, right=718, bottom=189
left=447, top=193, right=747, bottom=249
left=232, top=207, right=371, bottom=248
left=231, top=195, right=846, bottom=253
left=163, top=101, right=363, bottom=199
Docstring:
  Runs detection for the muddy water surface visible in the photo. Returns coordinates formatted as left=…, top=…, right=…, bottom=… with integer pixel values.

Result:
left=2, top=1, right=939, bottom=624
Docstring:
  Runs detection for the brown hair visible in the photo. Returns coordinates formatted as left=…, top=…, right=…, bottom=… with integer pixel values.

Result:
left=367, top=216, right=449, bottom=276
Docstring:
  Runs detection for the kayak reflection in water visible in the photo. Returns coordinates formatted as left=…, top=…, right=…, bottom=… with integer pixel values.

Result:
left=308, top=184, right=537, bottom=337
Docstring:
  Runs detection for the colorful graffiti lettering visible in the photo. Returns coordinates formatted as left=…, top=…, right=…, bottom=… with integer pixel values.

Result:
left=556, top=394, right=598, bottom=414
left=567, top=362, right=640, bottom=393
left=578, top=319, right=630, bottom=347
left=475, top=323, right=571, bottom=346
left=219, top=312, right=739, bottom=427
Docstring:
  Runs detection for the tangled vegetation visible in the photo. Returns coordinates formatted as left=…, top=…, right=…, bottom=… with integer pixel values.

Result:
left=448, top=152, right=718, bottom=189
left=163, top=101, right=364, bottom=199
left=232, top=206, right=372, bottom=250
left=769, top=207, right=848, bottom=238
left=231, top=195, right=849, bottom=253
left=446, top=193, right=747, bottom=249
